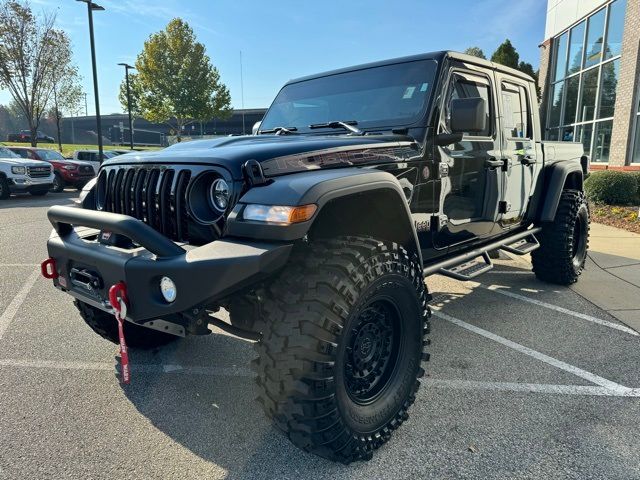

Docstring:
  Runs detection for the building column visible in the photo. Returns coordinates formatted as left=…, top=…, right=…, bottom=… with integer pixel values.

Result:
left=609, top=0, right=640, bottom=167
left=538, top=38, right=553, bottom=135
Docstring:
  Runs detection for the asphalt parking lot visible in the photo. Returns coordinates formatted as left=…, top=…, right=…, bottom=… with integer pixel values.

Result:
left=1, top=191, right=639, bottom=480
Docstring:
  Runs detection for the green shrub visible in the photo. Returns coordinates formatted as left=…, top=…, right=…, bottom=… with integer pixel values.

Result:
left=584, top=170, right=638, bottom=205
left=630, top=171, right=640, bottom=202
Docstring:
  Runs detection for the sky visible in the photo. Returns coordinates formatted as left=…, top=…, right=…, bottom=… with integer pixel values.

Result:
left=3, top=0, right=547, bottom=115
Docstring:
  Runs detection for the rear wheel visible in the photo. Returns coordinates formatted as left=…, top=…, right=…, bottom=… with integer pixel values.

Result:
left=253, top=236, right=431, bottom=463
left=75, top=300, right=179, bottom=349
left=532, top=189, right=589, bottom=285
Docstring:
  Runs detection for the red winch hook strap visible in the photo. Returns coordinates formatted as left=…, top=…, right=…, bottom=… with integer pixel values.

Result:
left=109, top=282, right=131, bottom=385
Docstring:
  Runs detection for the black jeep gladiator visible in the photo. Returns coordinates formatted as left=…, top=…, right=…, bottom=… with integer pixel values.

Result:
left=43, top=51, right=589, bottom=463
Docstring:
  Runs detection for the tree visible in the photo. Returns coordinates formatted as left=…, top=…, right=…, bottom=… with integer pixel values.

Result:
left=491, top=39, right=519, bottom=69
left=131, top=18, right=232, bottom=141
left=464, top=47, right=486, bottom=60
left=0, top=1, right=66, bottom=146
left=48, top=30, right=83, bottom=151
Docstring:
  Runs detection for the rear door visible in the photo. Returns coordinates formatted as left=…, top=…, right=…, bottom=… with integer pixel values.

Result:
left=433, top=66, right=501, bottom=249
left=495, top=76, right=539, bottom=227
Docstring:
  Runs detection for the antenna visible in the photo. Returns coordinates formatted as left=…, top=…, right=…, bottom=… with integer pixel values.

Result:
left=240, top=50, right=245, bottom=134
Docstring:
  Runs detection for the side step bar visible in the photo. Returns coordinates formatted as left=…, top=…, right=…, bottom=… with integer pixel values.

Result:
left=500, top=234, right=540, bottom=256
left=424, top=227, right=542, bottom=278
left=439, top=252, right=493, bottom=281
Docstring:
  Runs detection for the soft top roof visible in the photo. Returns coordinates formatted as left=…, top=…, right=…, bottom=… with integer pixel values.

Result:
left=286, top=51, right=534, bottom=85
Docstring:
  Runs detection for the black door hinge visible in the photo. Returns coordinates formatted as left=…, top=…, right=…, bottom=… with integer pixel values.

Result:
left=498, top=201, right=509, bottom=214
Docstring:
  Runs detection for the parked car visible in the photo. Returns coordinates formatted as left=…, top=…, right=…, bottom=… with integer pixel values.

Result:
left=7, top=130, right=55, bottom=143
left=42, top=51, right=589, bottom=463
left=0, top=146, right=53, bottom=199
left=72, top=149, right=119, bottom=172
left=8, top=147, right=95, bottom=192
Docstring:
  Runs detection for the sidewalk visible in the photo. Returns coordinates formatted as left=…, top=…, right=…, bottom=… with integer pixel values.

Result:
left=571, top=222, right=640, bottom=331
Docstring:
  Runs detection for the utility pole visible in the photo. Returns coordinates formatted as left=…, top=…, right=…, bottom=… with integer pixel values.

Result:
left=240, top=50, right=245, bottom=135
left=77, top=0, right=105, bottom=159
left=118, top=63, right=135, bottom=149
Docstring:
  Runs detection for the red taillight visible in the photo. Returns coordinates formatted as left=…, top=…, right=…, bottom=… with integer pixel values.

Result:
left=40, top=258, right=58, bottom=279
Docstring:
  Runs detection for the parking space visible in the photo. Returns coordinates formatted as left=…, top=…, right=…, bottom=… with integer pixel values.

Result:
left=1, top=194, right=639, bottom=479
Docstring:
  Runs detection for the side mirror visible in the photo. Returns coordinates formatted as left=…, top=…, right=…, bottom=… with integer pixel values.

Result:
left=450, top=97, right=487, bottom=134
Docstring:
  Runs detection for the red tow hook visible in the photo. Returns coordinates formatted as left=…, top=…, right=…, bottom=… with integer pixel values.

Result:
left=109, top=282, right=131, bottom=385
left=40, top=258, right=58, bottom=279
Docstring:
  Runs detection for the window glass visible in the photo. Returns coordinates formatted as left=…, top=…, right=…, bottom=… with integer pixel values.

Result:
left=605, top=0, right=626, bottom=60
left=563, top=76, right=579, bottom=125
left=501, top=83, right=530, bottom=139
left=553, top=32, right=569, bottom=81
left=546, top=128, right=559, bottom=141
left=0, top=147, right=20, bottom=158
left=567, top=21, right=585, bottom=75
left=36, top=149, right=65, bottom=161
left=632, top=119, right=640, bottom=163
left=561, top=126, right=575, bottom=142
left=448, top=78, right=491, bottom=137
left=598, top=58, right=620, bottom=118
left=548, top=82, right=563, bottom=127
left=575, top=124, right=593, bottom=155
left=77, top=152, right=87, bottom=160
left=578, top=67, right=598, bottom=122
left=584, top=8, right=606, bottom=68
left=593, top=120, right=613, bottom=162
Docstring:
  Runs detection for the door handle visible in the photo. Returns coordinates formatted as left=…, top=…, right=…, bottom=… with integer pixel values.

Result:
left=520, top=155, right=537, bottom=166
left=485, top=157, right=504, bottom=169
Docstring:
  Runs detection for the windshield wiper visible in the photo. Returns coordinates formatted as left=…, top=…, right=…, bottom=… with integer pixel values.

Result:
left=259, top=126, right=298, bottom=135
left=309, top=120, right=364, bottom=136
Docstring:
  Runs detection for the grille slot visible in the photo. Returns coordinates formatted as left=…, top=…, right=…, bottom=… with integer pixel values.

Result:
left=97, top=166, right=193, bottom=243
left=27, top=166, right=51, bottom=178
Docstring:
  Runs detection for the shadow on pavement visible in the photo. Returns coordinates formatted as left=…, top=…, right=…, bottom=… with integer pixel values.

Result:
left=0, top=190, right=77, bottom=210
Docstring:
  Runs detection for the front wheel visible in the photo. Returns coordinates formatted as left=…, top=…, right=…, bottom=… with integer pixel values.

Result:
left=532, top=189, right=589, bottom=285
left=50, top=173, right=64, bottom=193
left=0, top=176, right=9, bottom=199
left=253, top=237, right=431, bottom=463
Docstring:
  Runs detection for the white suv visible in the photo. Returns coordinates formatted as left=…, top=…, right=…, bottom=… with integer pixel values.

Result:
left=0, top=146, right=54, bottom=199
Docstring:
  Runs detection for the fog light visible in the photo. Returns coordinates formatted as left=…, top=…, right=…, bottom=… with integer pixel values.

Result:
left=160, top=276, right=177, bottom=303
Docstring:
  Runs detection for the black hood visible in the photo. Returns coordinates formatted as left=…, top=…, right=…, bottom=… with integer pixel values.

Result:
left=101, top=134, right=420, bottom=179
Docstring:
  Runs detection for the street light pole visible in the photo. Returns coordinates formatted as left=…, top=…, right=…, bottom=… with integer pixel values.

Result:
left=118, top=63, right=135, bottom=149
left=77, top=0, right=104, bottom=159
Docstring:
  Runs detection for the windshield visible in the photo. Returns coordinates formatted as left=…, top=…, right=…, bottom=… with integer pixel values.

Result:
left=36, top=149, right=65, bottom=161
left=0, top=146, right=20, bottom=158
left=260, top=59, right=437, bottom=134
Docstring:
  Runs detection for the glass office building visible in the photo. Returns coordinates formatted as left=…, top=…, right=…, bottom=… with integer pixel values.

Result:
left=541, top=0, right=640, bottom=169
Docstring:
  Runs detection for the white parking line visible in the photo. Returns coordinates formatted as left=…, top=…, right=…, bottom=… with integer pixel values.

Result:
left=0, top=269, right=39, bottom=341
left=432, top=310, right=630, bottom=392
left=482, top=284, right=639, bottom=336
left=0, top=357, right=254, bottom=377
left=427, top=379, right=640, bottom=397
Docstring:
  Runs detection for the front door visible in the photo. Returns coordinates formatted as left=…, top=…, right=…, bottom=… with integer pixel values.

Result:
left=433, top=67, right=501, bottom=249
left=496, top=78, right=539, bottom=227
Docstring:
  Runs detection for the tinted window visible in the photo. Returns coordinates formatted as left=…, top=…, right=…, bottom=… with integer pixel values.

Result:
left=448, top=77, right=492, bottom=137
left=563, top=76, right=579, bottom=125
left=632, top=119, right=640, bottom=163
left=501, top=83, right=530, bottom=139
left=77, top=152, right=87, bottom=160
left=578, top=67, right=598, bottom=122
left=0, top=147, right=20, bottom=158
left=553, top=32, right=568, bottom=81
left=567, top=21, right=585, bottom=75
left=605, top=0, right=626, bottom=60
left=598, top=59, right=620, bottom=118
left=576, top=124, right=593, bottom=156
left=593, top=120, right=613, bottom=162
left=36, top=149, right=65, bottom=161
left=10, top=149, right=29, bottom=158
left=260, top=60, right=438, bottom=132
left=548, top=82, right=563, bottom=127
left=584, top=8, right=606, bottom=68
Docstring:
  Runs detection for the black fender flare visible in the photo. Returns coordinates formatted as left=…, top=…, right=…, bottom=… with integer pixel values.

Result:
left=226, top=167, right=422, bottom=264
left=539, top=161, right=584, bottom=223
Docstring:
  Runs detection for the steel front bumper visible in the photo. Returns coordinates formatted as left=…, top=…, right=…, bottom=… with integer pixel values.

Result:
left=46, top=206, right=292, bottom=323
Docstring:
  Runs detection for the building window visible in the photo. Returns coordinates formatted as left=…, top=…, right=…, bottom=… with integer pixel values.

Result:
left=546, top=0, right=627, bottom=163
left=633, top=98, right=640, bottom=163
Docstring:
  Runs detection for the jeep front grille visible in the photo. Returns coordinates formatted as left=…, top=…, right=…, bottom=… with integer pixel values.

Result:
left=27, top=166, right=51, bottom=178
left=96, top=166, right=191, bottom=242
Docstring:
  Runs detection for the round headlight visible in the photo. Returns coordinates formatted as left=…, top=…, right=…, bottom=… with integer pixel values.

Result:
left=209, top=178, right=230, bottom=212
left=159, top=276, right=177, bottom=303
